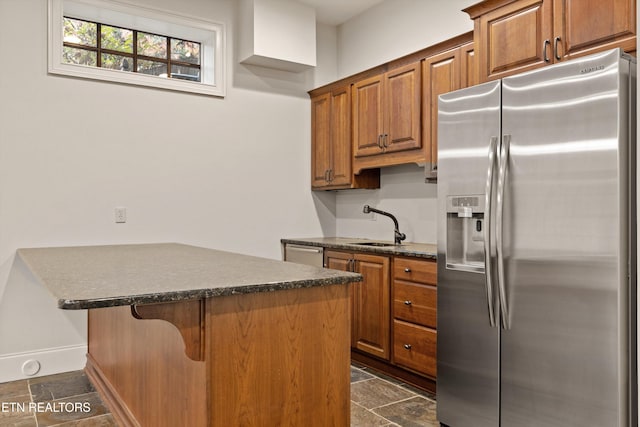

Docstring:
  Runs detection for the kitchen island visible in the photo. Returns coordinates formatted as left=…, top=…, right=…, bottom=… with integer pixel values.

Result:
left=17, top=243, right=361, bottom=427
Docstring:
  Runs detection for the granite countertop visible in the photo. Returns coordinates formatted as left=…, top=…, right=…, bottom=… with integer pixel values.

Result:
left=17, top=243, right=362, bottom=310
left=281, top=237, right=437, bottom=260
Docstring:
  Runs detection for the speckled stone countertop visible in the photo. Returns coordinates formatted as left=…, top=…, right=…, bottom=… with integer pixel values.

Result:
left=281, top=237, right=437, bottom=260
left=17, top=243, right=362, bottom=310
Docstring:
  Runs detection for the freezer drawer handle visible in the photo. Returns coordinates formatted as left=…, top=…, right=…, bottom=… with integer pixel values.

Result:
left=497, top=134, right=511, bottom=329
left=484, top=136, right=499, bottom=328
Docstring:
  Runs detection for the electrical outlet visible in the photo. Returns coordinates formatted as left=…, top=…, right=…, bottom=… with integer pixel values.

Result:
left=115, top=207, right=127, bottom=223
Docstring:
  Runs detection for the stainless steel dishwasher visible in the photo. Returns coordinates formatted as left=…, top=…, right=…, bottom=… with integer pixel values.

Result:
left=283, top=244, right=324, bottom=267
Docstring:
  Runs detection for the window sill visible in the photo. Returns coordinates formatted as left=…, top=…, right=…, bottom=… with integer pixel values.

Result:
left=49, top=62, right=224, bottom=97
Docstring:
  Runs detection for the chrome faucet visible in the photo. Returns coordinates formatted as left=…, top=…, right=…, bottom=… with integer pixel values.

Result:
left=362, top=205, right=406, bottom=245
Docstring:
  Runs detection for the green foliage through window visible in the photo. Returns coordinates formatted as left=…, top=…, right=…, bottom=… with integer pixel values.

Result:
left=62, top=17, right=201, bottom=82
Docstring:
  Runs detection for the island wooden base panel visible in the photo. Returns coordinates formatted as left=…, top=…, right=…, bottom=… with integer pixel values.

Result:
left=86, top=284, right=351, bottom=427
left=85, top=355, right=140, bottom=427
left=87, top=304, right=207, bottom=426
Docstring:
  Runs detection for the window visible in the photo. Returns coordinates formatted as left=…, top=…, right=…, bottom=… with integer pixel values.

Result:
left=63, top=17, right=202, bottom=81
left=49, top=0, right=225, bottom=97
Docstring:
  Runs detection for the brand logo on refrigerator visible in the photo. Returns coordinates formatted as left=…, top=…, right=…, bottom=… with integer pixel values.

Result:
left=580, top=64, right=605, bottom=74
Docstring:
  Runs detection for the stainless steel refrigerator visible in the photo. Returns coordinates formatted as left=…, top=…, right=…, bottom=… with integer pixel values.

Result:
left=436, top=48, right=637, bottom=427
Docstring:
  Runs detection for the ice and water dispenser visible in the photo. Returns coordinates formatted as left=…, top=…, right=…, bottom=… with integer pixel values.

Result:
left=446, top=195, right=485, bottom=273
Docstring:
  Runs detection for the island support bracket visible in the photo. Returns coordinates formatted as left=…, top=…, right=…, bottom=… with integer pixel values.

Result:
left=131, top=299, right=205, bottom=361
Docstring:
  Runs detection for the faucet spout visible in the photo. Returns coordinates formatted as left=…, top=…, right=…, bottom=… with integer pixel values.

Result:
left=362, top=205, right=406, bottom=245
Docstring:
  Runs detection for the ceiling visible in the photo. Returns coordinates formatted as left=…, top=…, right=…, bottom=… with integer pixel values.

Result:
left=295, top=0, right=385, bottom=26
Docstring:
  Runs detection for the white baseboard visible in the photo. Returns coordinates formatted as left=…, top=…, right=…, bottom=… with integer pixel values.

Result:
left=0, top=345, right=87, bottom=382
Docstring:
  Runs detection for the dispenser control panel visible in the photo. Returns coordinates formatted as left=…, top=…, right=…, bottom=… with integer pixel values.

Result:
left=446, top=195, right=485, bottom=273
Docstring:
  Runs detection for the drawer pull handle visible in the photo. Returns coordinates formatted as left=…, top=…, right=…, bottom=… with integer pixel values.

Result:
left=404, top=300, right=412, bottom=306
left=404, top=268, right=411, bottom=273
left=404, top=344, right=412, bottom=350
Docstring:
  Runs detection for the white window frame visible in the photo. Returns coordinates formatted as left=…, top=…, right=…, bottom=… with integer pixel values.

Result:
left=48, top=0, right=226, bottom=97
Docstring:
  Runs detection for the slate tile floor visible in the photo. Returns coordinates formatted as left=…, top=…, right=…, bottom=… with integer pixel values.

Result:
left=0, top=365, right=438, bottom=426
left=350, top=364, right=438, bottom=426
left=0, top=371, right=114, bottom=426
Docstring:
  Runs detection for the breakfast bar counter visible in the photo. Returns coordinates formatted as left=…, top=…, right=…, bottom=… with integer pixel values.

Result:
left=17, top=243, right=361, bottom=426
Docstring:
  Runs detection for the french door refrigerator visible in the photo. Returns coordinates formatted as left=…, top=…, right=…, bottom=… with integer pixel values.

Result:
left=436, top=48, right=636, bottom=427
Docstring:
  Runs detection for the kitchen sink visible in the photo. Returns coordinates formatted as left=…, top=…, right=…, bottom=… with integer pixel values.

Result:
left=349, top=242, right=398, bottom=247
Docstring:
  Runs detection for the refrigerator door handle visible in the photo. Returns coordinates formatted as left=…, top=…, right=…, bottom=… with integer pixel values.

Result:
left=484, top=136, right=499, bottom=327
left=497, top=134, right=511, bottom=329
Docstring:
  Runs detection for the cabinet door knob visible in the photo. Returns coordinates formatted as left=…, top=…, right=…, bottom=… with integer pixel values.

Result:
left=404, top=344, right=412, bottom=350
left=404, top=300, right=412, bottom=306
left=404, top=268, right=411, bottom=273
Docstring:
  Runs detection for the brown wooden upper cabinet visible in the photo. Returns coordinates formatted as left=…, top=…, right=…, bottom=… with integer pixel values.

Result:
left=352, top=62, right=422, bottom=167
left=465, top=0, right=637, bottom=82
left=311, top=86, right=379, bottom=190
left=422, top=41, right=475, bottom=181
left=308, top=32, right=473, bottom=185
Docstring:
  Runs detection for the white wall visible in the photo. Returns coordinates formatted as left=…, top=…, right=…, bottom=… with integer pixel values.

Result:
left=334, top=0, right=476, bottom=244
left=336, top=164, right=437, bottom=243
left=337, top=0, right=477, bottom=78
left=0, top=0, right=337, bottom=381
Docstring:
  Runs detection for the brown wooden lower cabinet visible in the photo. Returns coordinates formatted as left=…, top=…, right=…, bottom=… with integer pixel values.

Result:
left=85, top=284, right=351, bottom=427
left=325, top=250, right=391, bottom=360
left=325, top=250, right=438, bottom=393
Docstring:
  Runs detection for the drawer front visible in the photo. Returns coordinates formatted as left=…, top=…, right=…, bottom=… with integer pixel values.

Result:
left=394, top=258, right=436, bottom=285
left=393, top=280, right=436, bottom=328
left=393, top=320, right=437, bottom=378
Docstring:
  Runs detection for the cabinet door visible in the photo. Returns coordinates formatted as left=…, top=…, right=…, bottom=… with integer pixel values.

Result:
left=310, top=93, right=331, bottom=188
left=352, top=75, right=384, bottom=158
left=329, top=86, right=352, bottom=187
left=353, top=253, right=391, bottom=360
left=554, top=0, right=636, bottom=60
left=325, top=250, right=356, bottom=344
left=423, top=48, right=461, bottom=178
left=476, top=0, right=553, bottom=81
left=383, top=62, right=422, bottom=153
left=460, top=42, right=477, bottom=89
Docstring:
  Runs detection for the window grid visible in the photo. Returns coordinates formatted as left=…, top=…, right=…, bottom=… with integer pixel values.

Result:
left=63, top=17, right=201, bottom=82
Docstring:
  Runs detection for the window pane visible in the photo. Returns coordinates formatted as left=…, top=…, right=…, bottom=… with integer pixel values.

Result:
left=63, top=46, right=97, bottom=66
left=170, top=65, right=200, bottom=82
left=138, top=59, right=168, bottom=77
left=101, top=25, right=133, bottom=53
left=63, top=17, right=97, bottom=46
left=138, top=32, right=167, bottom=59
left=170, top=39, right=200, bottom=65
left=101, top=53, right=133, bottom=72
